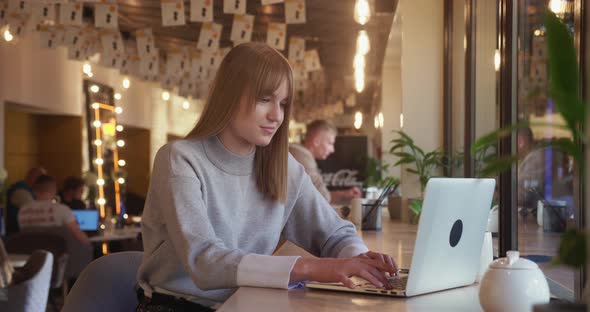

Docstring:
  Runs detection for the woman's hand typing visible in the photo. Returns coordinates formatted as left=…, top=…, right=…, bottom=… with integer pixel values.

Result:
left=290, top=251, right=398, bottom=289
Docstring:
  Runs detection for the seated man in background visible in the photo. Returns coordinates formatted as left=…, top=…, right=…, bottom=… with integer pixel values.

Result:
left=5, top=167, right=46, bottom=235
left=59, top=176, right=87, bottom=210
left=289, top=119, right=361, bottom=204
left=18, top=175, right=89, bottom=245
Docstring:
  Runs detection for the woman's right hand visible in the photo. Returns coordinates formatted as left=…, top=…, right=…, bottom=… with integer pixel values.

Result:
left=290, top=254, right=396, bottom=289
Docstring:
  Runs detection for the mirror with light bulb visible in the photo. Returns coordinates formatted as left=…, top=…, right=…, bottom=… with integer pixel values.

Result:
left=83, top=79, right=127, bottom=226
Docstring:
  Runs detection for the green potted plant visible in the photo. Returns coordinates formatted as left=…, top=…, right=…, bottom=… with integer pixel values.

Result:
left=389, top=130, right=445, bottom=223
left=474, top=11, right=587, bottom=309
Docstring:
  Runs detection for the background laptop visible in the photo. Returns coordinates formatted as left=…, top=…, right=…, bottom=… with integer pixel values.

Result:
left=72, top=210, right=100, bottom=235
left=306, top=178, right=496, bottom=297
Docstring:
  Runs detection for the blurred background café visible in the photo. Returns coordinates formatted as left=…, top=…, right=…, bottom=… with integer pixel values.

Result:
left=0, top=0, right=588, bottom=311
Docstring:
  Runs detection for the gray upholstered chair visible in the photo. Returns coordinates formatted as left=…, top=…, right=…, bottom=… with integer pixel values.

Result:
left=62, top=251, right=143, bottom=312
left=0, top=250, right=53, bottom=312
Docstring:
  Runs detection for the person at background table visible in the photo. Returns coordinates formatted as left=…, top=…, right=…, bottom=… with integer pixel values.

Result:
left=289, top=120, right=362, bottom=204
left=5, top=167, right=46, bottom=235
left=59, top=176, right=87, bottom=211
left=17, top=175, right=89, bottom=245
left=136, top=42, right=397, bottom=312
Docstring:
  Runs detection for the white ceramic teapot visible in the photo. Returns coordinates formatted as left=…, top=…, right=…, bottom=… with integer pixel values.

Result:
left=479, top=251, right=550, bottom=312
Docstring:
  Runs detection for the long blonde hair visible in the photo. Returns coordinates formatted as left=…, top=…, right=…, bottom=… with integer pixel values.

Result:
left=186, top=42, right=294, bottom=202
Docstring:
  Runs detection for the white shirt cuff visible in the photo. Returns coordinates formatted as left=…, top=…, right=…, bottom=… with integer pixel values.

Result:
left=336, top=243, right=369, bottom=258
left=236, top=254, right=301, bottom=289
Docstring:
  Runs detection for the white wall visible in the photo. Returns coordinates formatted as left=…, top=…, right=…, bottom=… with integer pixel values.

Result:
left=0, top=33, right=202, bottom=170
left=381, top=0, right=444, bottom=198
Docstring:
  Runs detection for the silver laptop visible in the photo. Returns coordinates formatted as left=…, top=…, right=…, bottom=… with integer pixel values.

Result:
left=306, top=178, right=496, bottom=297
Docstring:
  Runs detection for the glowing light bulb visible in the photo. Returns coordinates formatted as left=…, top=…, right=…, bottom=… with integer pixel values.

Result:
left=97, top=198, right=106, bottom=205
left=116, top=125, right=124, bottom=132
left=122, top=77, right=130, bottom=89
left=123, top=213, right=129, bottom=219
left=354, top=111, right=363, bottom=130
left=93, top=120, right=102, bottom=128
left=115, top=106, right=123, bottom=114
left=356, top=30, right=370, bottom=55
left=182, top=101, right=190, bottom=110
left=3, top=29, right=13, bottom=42
left=354, top=0, right=371, bottom=25
left=90, top=85, right=100, bottom=93
left=162, top=91, right=170, bottom=101
left=94, top=139, right=102, bottom=146
left=97, top=178, right=105, bottom=186
left=116, top=140, right=125, bottom=147
left=83, top=62, right=92, bottom=75
left=91, top=103, right=100, bottom=109
left=95, top=158, right=104, bottom=165
left=114, top=93, right=122, bottom=100
left=118, top=159, right=126, bottom=167
left=117, top=178, right=125, bottom=184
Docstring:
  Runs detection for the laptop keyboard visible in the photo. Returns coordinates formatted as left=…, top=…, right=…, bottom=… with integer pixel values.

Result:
left=355, top=276, right=408, bottom=290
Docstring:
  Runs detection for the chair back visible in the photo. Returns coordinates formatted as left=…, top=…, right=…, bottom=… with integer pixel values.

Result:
left=5, top=231, right=68, bottom=289
left=16, top=226, right=93, bottom=279
left=0, top=250, right=53, bottom=312
left=62, top=251, right=143, bottom=312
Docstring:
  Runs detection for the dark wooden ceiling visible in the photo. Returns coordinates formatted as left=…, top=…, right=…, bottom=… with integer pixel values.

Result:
left=111, top=0, right=396, bottom=102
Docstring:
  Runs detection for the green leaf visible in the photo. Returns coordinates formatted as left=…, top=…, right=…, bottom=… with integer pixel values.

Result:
left=409, top=200, right=422, bottom=215
left=406, top=168, right=419, bottom=175
left=392, top=152, right=414, bottom=159
left=394, top=158, right=415, bottom=166
left=553, top=229, right=586, bottom=268
left=544, top=11, right=582, bottom=115
left=478, top=156, right=519, bottom=177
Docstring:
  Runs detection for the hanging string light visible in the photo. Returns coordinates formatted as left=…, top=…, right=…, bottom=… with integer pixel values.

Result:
left=354, top=0, right=371, bottom=25
left=354, top=111, right=363, bottom=129
left=356, top=30, right=370, bottom=55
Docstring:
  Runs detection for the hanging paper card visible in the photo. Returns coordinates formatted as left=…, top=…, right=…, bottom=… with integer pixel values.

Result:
left=190, top=51, right=204, bottom=79
left=288, top=36, right=305, bottom=61
left=6, top=13, right=27, bottom=38
left=8, top=0, right=30, bottom=15
left=266, top=23, right=286, bottom=50
left=291, top=61, right=306, bottom=80
left=230, top=14, right=253, bottom=44
left=160, top=74, right=177, bottom=90
left=0, top=2, right=8, bottom=26
left=190, top=0, right=213, bottom=22
left=201, top=50, right=219, bottom=70
left=285, top=0, right=305, bottom=24
left=95, top=3, right=118, bottom=29
left=179, top=78, right=195, bottom=98
left=60, top=2, right=83, bottom=26
left=38, top=25, right=58, bottom=49
left=136, top=28, right=156, bottom=57
left=166, top=52, right=189, bottom=77
left=223, top=0, right=246, bottom=15
left=304, top=49, right=321, bottom=71
left=121, top=53, right=139, bottom=76
left=161, top=0, right=185, bottom=26
left=101, top=31, right=125, bottom=56
left=261, top=0, right=283, bottom=4
left=68, top=44, right=86, bottom=61
left=101, top=51, right=124, bottom=68
left=31, top=3, right=56, bottom=26
left=64, top=27, right=83, bottom=48
left=197, top=22, right=222, bottom=51
left=140, top=53, right=159, bottom=77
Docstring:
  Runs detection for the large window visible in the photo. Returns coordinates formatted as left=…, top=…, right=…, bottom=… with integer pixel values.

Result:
left=516, top=0, right=577, bottom=297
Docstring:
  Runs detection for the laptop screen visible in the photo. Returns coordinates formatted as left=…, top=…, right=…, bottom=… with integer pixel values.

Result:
left=73, top=210, right=99, bottom=231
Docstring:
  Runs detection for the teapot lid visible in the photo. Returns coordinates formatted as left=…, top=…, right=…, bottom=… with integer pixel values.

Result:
left=489, top=251, right=539, bottom=270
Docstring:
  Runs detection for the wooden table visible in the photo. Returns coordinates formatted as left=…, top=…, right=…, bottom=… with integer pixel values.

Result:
left=88, top=227, right=141, bottom=243
left=218, top=213, right=483, bottom=311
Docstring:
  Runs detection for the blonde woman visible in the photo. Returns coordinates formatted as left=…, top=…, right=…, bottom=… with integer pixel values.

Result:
left=136, top=42, right=397, bottom=311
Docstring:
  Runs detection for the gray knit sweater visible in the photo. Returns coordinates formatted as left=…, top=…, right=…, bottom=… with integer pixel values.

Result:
left=137, top=136, right=368, bottom=306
